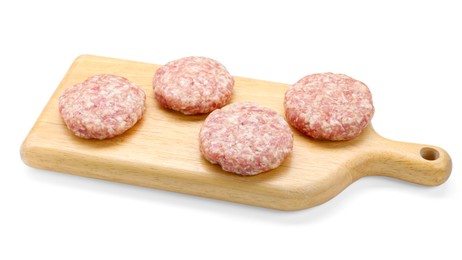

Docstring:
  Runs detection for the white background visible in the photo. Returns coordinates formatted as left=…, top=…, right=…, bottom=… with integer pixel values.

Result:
left=1, top=0, right=461, bottom=259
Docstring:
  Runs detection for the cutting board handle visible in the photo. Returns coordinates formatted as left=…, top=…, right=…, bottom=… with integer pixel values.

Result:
left=351, top=135, right=452, bottom=186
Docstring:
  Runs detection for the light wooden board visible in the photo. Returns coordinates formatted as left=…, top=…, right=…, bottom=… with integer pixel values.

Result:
left=20, top=55, right=452, bottom=210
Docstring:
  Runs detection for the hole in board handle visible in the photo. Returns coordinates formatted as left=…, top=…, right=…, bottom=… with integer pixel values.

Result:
left=420, top=147, right=440, bottom=161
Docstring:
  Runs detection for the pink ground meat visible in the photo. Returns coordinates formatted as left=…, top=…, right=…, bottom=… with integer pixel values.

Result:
left=153, top=56, right=234, bottom=115
left=199, top=102, right=294, bottom=176
left=58, top=74, right=146, bottom=139
left=284, top=72, right=374, bottom=141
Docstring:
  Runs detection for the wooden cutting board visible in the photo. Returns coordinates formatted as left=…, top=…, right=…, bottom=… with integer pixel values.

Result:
left=20, top=55, right=452, bottom=210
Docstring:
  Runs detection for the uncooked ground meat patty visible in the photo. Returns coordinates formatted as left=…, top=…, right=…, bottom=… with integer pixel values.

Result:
left=58, top=74, right=146, bottom=139
left=153, top=56, right=234, bottom=115
left=284, top=73, right=374, bottom=141
left=199, top=102, right=294, bottom=176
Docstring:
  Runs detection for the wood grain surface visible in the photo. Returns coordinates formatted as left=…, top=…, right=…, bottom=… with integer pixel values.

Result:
left=20, top=55, right=452, bottom=210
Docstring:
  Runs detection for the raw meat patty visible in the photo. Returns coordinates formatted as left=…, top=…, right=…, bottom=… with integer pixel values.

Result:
left=58, top=74, right=146, bottom=140
left=153, top=56, right=234, bottom=115
left=284, top=73, right=374, bottom=141
left=199, top=102, right=294, bottom=176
